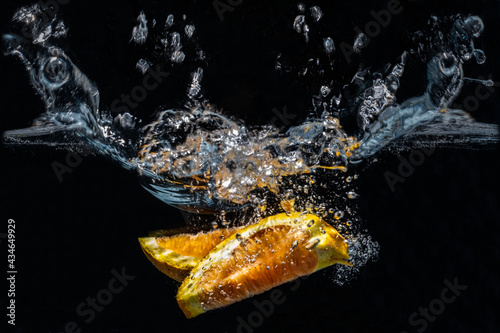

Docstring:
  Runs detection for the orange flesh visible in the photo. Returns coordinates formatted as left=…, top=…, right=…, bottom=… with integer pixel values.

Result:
left=178, top=225, right=318, bottom=313
left=156, top=228, right=239, bottom=258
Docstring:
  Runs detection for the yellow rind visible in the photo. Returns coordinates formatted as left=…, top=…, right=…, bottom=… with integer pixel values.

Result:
left=139, top=237, right=198, bottom=282
left=176, top=212, right=351, bottom=318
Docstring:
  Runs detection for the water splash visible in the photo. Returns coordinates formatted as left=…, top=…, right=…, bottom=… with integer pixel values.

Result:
left=2, top=5, right=498, bottom=284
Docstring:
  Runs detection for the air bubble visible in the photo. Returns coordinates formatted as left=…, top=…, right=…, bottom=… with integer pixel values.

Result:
left=309, top=6, right=323, bottom=22
left=293, top=15, right=305, bottom=34
left=320, top=85, right=331, bottom=97
left=165, top=14, right=174, bottom=29
left=473, top=49, right=486, bottom=64
left=323, top=37, right=335, bottom=54
left=347, top=191, right=358, bottom=199
left=42, top=57, right=69, bottom=87
left=353, top=33, right=368, bottom=53
left=185, top=25, right=195, bottom=38
left=171, top=50, right=185, bottom=63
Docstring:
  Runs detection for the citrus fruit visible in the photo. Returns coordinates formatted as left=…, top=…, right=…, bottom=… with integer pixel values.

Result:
left=176, top=212, right=351, bottom=318
left=139, top=226, right=242, bottom=282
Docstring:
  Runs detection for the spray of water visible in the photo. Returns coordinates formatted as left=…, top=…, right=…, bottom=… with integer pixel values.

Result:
left=2, top=4, right=498, bottom=283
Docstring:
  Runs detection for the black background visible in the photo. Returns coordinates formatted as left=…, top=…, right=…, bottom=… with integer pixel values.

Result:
left=1, top=1, right=499, bottom=332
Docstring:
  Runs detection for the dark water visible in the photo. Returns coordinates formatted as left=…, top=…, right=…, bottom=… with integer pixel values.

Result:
left=1, top=0, right=499, bottom=332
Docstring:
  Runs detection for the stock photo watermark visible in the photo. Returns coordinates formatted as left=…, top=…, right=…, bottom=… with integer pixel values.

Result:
left=213, top=0, right=244, bottom=22
left=110, top=65, right=170, bottom=114
left=6, top=219, right=17, bottom=326
left=228, top=275, right=309, bottom=333
left=385, top=76, right=497, bottom=192
left=270, top=105, right=297, bottom=131
left=339, top=0, right=403, bottom=64
left=51, top=267, right=135, bottom=333
left=401, top=277, right=467, bottom=333
left=384, top=147, right=435, bottom=192
left=452, top=75, right=498, bottom=112
left=52, top=151, right=83, bottom=183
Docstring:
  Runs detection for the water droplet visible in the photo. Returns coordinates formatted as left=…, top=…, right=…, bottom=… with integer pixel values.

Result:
left=42, top=57, right=69, bottom=87
left=170, top=32, right=181, bottom=50
left=293, top=15, right=305, bottom=34
left=291, top=240, right=299, bottom=249
left=297, top=3, right=305, bottom=13
left=171, top=50, right=185, bottom=63
left=307, top=219, right=315, bottom=227
left=323, top=37, right=335, bottom=54
left=347, top=191, right=358, bottom=199
left=320, top=85, right=331, bottom=97
left=334, top=211, right=344, bottom=220
left=211, top=221, right=218, bottom=229
left=474, top=49, right=486, bottom=64
left=131, top=11, right=148, bottom=44
left=309, top=6, right=323, bottom=22
left=135, top=58, right=151, bottom=75
left=353, top=33, right=368, bottom=53
left=345, top=176, right=352, bottom=183
left=236, top=233, right=243, bottom=241
left=306, top=238, right=321, bottom=250
left=185, top=25, right=195, bottom=38
left=165, top=14, right=174, bottom=29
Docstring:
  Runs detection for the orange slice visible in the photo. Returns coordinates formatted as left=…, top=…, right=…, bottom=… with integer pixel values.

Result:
left=139, top=227, right=242, bottom=282
left=176, top=212, right=351, bottom=318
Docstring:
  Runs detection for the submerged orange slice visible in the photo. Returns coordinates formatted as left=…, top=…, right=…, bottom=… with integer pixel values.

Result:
left=139, top=227, right=242, bottom=282
left=176, top=212, right=351, bottom=318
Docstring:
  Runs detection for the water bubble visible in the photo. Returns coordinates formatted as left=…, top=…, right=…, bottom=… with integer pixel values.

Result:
left=293, top=15, right=305, bottom=34
left=188, top=67, right=203, bottom=99
left=473, top=49, right=486, bottom=64
left=165, top=14, right=174, bottom=29
left=185, top=25, right=195, bottom=38
left=347, top=191, right=358, bottom=199
left=136, top=58, right=151, bottom=74
left=131, top=11, right=148, bottom=45
left=464, top=15, right=484, bottom=37
left=306, top=238, right=321, bottom=250
left=438, top=53, right=458, bottom=76
left=297, top=3, right=305, bottom=13
left=334, top=211, right=344, bottom=220
left=320, top=85, right=331, bottom=97
left=291, top=240, right=299, bottom=249
left=309, top=6, right=323, bottom=22
left=53, top=21, right=68, bottom=39
left=211, top=221, right=218, bottom=229
left=42, top=57, right=69, bottom=87
left=236, top=233, right=243, bottom=241
left=323, top=37, right=335, bottom=54
left=171, top=50, right=185, bottom=63
left=170, top=32, right=181, bottom=50
left=307, top=220, right=315, bottom=227
left=353, top=33, right=368, bottom=53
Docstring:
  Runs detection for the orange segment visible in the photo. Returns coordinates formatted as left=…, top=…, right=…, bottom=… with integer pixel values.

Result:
left=139, top=227, right=242, bottom=282
left=176, top=212, right=351, bottom=318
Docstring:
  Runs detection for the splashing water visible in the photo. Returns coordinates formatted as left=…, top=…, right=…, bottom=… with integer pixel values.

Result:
left=2, top=5, right=498, bottom=283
